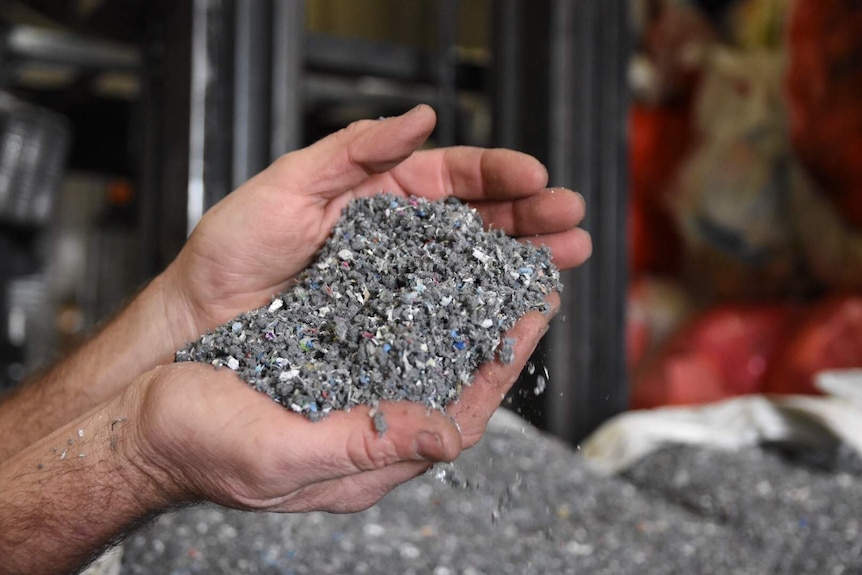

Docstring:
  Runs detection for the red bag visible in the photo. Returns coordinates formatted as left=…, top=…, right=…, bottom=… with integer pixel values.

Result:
left=765, top=295, right=862, bottom=395
left=786, top=0, right=862, bottom=229
left=632, top=304, right=796, bottom=409
left=628, top=103, right=691, bottom=275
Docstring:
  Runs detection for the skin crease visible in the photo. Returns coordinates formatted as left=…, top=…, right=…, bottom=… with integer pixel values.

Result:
left=0, top=105, right=591, bottom=575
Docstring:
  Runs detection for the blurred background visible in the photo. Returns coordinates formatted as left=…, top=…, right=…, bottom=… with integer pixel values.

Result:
left=0, top=0, right=858, bottom=447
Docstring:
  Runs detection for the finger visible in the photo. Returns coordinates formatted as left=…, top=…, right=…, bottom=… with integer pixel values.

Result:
left=351, top=147, right=549, bottom=202
left=262, top=105, right=437, bottom=198
left=261, top=400, right=462, bottom=488
left=157, top=364, right=461, bottom=503
left=447, top=293, right=561, bottom=448
left=521, top=227, right=593, bottom=271
left=271, top=460, right=432, bottom=514
left=472, top=188, right=586, bottom=236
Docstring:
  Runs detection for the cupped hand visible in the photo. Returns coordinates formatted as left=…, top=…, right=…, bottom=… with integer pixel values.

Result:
left=133, top=362, right=460, bottom=514
left=165, top=105, right=591, bottom=342
left=132, top=293, right=559, bottom=514
left=139, top=106, right=586, bottom=512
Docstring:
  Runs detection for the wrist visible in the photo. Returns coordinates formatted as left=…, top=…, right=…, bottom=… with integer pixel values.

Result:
left=120, top=372, right=194, bottom=507
left=147, top=263, right=204, bottom=351
left=0, top=270, right=202, bottom=463
left=0, top=384, right=187, bottom=574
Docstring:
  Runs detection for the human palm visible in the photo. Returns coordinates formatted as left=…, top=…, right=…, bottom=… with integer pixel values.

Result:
left=166, top=105, right=590, bottom=340
left=137, top=294, right=556, bottom=514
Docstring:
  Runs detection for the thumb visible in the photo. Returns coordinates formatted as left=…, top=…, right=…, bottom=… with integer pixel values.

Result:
left=448, top=292, right=561, bottom=448
left=278, top=401, right=462, bottom=486
left=265, top=104, right=437, bottom=199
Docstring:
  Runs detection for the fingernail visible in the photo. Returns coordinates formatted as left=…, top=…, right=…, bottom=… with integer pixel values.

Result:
left=414, top=431, right=444, bottom=460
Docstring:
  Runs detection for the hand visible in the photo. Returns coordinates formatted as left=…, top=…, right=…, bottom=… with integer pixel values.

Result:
left=164, top=104, right=591, bottom=341
left=134, top=106, right=587, bottom=513
left=132, top=361, right=459, bottom=513
left=132, top=293, right=559, bottom=514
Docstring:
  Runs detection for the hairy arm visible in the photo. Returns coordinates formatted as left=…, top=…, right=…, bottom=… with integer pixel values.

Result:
left=0, top=359, right=461, bottom=575
left=0, top=383, right=180, bottom=575
left=0, top=273, right=195, bottom=463
left=0, top=303, right=555, bottom=574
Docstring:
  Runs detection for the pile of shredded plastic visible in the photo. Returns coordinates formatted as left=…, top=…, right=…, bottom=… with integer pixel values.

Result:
left=176, top=194, right=561, bottom=419
left=123, top=411, right=862, bottom=574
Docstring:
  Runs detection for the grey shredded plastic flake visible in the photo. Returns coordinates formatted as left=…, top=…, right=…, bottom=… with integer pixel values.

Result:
left=176, top=194, right=562, bottom=419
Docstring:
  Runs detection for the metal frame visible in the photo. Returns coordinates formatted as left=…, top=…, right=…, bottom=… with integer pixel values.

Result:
left=271, top=0, right=305, bottom=160
left=304, top=33, right=435, bottom=83
left=3, top=25, right=140, bottom=72
left=191, top=0, right=305, bottom=202
left=436, top=0, right=458, bottom=147
left=187, top=0, right=234, bottom=234
left=139, top=0, right=193, bottom=277
left=142, top=0, right=306, bottom=270
left=233, top=0, right=272, bottom=185
left=143, top=0, right=469, bottom=270
left=492, top=0, right=630, bottom=444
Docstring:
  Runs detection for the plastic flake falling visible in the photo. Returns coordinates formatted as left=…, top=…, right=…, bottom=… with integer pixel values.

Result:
left=176, top=194, right=562, bottom=420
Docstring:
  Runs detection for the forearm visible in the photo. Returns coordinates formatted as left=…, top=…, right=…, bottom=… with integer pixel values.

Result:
left=0, top=385, right=181, bottom=575
left=0, top=271, right=197, bottom=462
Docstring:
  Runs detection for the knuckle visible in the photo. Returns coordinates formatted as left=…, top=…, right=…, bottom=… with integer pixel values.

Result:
left=343, top=118, right=377, bottom=137
left=346, top=428, right=401, bottom=472
left=450, top=408, right=486, bottom=450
